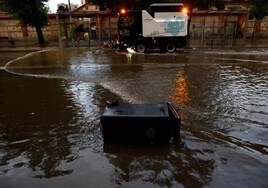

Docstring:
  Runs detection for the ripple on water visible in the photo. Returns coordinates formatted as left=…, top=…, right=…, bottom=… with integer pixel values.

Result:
left=1, top=48, right=268, bottom=187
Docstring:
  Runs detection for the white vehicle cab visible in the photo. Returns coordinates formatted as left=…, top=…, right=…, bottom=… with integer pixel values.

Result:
left=118, top=3, right=191, bottom=53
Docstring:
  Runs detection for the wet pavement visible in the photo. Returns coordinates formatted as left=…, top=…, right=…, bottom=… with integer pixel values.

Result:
left=0, top=52, right=30, bottom=67
left=0, top=47, right=268, bottom=187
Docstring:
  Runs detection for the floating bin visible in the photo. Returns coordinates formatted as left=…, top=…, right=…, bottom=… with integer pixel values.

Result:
left=100, top=101, right=181, bottom=144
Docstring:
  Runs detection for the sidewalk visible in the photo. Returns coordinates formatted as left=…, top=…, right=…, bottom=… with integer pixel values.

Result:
left=0, top=39, right=104, bottom=67
left=1, top=38, right=268, bottom=52
left=0, top=41, right=59, bottom=67
left=0, top=40, right=59, bottom=52
left=0, top=39, right=103, bottom=52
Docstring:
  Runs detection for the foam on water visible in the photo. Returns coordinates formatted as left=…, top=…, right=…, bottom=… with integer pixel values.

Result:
left=204, top=48, right=268, bottom=55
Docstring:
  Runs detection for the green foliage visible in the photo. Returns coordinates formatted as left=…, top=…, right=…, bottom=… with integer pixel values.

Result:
left=213, top=0, right=225, bottom=10
left=249, top=0, right=268, bottom=20
left=88, top=0, right=188, bottom=11
left=80, top=0, right=268, bottom=20
left=194, top=0, right=211, bottom=10
left=86, top=0, right=127, bottom=11
left=0, top=0, right=49, bottom=44
left=0, top=0, right=49, bottom=27
left=185, top=0, right=225, bottom=10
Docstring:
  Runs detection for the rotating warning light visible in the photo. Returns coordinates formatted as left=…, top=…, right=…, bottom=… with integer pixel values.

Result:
left=120, top=9, right=126, bottom=14
left=182, top=7, right=189, bottom=14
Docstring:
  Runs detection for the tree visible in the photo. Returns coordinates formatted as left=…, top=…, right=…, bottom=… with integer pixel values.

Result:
left=213, top=0, right=225, bottom=10
left=87, top=0, right=267, bottom=19
left=87, top=0, right=129, bottom=11
left=57, top=5, right=69, bottom=13
left=188, top=0, right=267, bottom=18
left=88, top=0, right=189, bottom=11
left=0, top=0, right=49, bottom=45
left=249, top=0, right=268, bottom=20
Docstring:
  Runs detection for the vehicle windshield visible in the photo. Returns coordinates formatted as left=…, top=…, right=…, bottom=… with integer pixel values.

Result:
left=118, top=14, right=136, bottom=36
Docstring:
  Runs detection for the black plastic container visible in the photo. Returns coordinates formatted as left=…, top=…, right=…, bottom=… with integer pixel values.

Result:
left=100, top=100, right=181, bottom=144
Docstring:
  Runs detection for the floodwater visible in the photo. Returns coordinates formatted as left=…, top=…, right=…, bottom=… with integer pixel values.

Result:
left=0, top=47, right=268, bottom=188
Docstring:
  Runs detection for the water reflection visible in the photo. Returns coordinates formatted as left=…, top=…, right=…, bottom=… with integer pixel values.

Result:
left=169, top=69, right=190, bottom=105
left=0, top=75, right=76, bottom=178
left=1, top=48, right=268, bottom=187
left=104, top=142, right=214, bottom=187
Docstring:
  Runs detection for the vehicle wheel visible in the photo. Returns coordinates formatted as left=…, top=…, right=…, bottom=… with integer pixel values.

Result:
left=135, top=42, right=147, bottom=53
left=166, top=43, right=176, bottom=53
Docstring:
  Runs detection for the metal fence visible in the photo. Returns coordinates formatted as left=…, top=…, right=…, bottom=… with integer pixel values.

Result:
left=189, top=17, right=268, bottom=48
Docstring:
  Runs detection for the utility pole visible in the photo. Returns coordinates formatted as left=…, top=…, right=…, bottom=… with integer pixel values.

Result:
left=68, top=0, right=74, bottom=47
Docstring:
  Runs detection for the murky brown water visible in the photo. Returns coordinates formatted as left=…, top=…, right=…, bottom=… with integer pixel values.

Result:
left=1, top=47, right=268, bottom=187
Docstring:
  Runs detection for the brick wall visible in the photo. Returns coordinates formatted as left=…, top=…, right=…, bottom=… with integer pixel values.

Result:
left=1, top=12, right=268, bottom=47
left=0, top=14, right=58, bottom=42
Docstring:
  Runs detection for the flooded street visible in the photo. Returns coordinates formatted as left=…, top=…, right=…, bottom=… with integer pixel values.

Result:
left=0, top=47, right=268, bottom=187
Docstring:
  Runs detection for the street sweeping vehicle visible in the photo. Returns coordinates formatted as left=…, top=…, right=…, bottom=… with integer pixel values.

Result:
left=118, top=3, right=190, bottom=53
